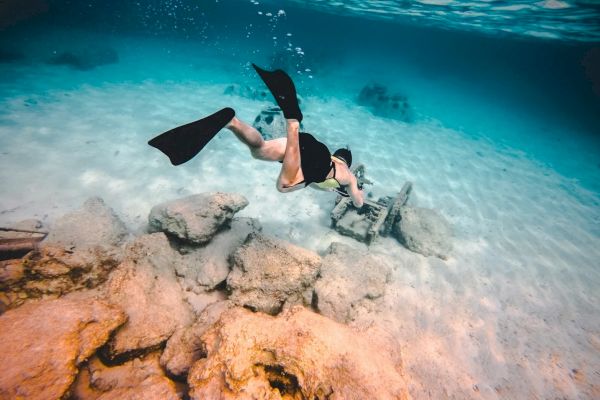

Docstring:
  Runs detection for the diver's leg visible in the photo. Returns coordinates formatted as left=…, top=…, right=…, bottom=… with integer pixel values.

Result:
left=226, top=117, right=285, bottom=161
left=276, top=119, right=304, bottom=192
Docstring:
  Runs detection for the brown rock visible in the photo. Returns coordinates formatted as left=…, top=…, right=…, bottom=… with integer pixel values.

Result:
left=0, top=297, right=126, bottom=400
left=227, top=233, right=321, bottom=315
left=188, top=306, right=410, bottom=400
left=70, top=353, right=181, bottom=400
left=102, top=233, right=193, bottom=362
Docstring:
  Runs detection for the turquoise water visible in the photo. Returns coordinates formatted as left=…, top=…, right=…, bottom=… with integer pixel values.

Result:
left=1, top=2, right=600, bottom=397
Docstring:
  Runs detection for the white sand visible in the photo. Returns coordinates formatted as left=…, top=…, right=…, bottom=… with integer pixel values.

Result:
left=1, top=64, right=599, bottom=399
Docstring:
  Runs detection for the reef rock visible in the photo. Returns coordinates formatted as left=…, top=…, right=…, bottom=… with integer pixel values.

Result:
left=358, top=83, right=412, bottom=122
left=0, top=245, right=121, bottom=309
left=188, top=306, right=410, bottom=400
left=46, top=48, right=119, bottom=71
left=102, top=233, right=193, bottom=362
left=252, top=106, right=287, bottom=140
left=176, top=217, right=261, bottom=292
left=161, top=301, right=232, bottom=377
left=44, top=196, right=128, bottom=251
left=314, top=242, right=392, bottom=323
left=71, top=353, right=180, bottom=400
left=148, top=193, right=248, bottom=245
left=0, top=297, right=126, bottom=400
left=394, top=206, right=452, bottom=259
left=224, top=83, right=272, bottom=101
left=227, top=233, right=321, bottom=315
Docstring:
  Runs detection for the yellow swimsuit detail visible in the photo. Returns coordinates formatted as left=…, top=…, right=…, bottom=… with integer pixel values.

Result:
left=313, top=156, right=344, bottom=190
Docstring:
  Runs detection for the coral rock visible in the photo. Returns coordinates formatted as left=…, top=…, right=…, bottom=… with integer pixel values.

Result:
left=102, top=233, right=193, bottom=362
left=394, top=206, right=452, bottom=259
left=188, top=306, right=410, bottom=400
left=148, top=193, right=248, bottom=245
left=314, top=242, right=392, bottom=323
left=227, top=233, right=321, bottom=315
left=0, top=297, right=126, bottom=400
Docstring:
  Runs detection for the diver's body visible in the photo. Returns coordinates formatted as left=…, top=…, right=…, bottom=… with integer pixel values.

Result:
left=226, top=117, right=364, bottom=207
left=148, top=63, right=364, bottom=208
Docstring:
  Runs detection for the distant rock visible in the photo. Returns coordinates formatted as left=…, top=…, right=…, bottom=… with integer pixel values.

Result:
left=187, top=306, right=410, bottom=400
left=161, top=301, right=232, bottom=377
left=357, top=83, right=413, bottom=122
left=0, top=48, right=25, bottom=63
left=252, top=106, right=287, bottom=140
left=224, top=84, right=271, bottom=101
left=313, top=242, right=392, bottom=323
left=44, top=197, right=129, bottom=251
left=394, top=206, right=452, bottom=259
left=176, top=217, right=261, bottom=292
left=148, top=193, right=248, bottom=245
left=0, top=245, right=121, bottom=309
left=71, top=353, right=180, bottom=400
left=46, top=48, right=118, bottom=71
left=102, top=233, right=193, bottom=363
left=227, top=233, right=321, bottom=315
left=0, top=297, right=126, bottom=400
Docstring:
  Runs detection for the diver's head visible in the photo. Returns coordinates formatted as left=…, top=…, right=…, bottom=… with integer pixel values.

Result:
left=333, top=148, right=352, bottom=167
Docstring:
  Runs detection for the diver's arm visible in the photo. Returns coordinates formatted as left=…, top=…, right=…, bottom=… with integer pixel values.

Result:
left=347, top=175, right=364, bottom=208
left=276, top=119, right=303, bottom=192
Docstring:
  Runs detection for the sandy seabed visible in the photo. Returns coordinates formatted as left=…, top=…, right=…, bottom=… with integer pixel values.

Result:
left=1, top=71, right=599, bottom=399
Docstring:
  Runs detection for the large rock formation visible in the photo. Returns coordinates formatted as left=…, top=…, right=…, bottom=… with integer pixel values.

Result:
left=176, top=217, right=261, bottom=292
left=148, top=193, right=248, bottom=245
left=70, top=353, right=181, bottom=400
left=44, top=196, right=128, bottom=251
left=313, top=242, right=392, bottom=323
left=0, top=297, right=126, bottom=400
left=1, top=197, right=127, bottom=310
left=102, top=233, right=193, bottom=362
left=161, top=301, right=232, bottom=377
left=187, top=306, right=410, bottom=400
left=227, top=233, right=321, bottom=315
left=394, top=206, right=452, bottom=259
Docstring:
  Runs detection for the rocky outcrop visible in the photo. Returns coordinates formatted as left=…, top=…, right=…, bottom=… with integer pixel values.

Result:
left=176, top=217, right=261, bottom=292
left=0, top=297, right=126, bottom=400
left=70, top=353, right=181, bottom=400
left=394, top=206, right=452, bottom=259
left=46, top=48, right=119, bottom=71
left=227, top=233, right=321, bottom=315
left=357, top=83, right=412, bottom=122
left=44, top=197, right=128, bottom=251
left=187, top=306, right=410, bottom=400
left=0, top=245, right=121, bottom=309
left=161, top=301, right=232, bottom=377
left=313, top=243, right=392, bottom=323
left=102, top=233, right=193, bottom=362
left=148, top=193, right=248, bottom=245
left=252, top=106, right=287, bottom=140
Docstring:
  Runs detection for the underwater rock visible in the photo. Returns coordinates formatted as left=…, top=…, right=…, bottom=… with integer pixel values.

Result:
left=71, top=353, right=180, bottom=400
left=161, top=301, right=232, bottom=377
left=176, top=217, right=261, bottom=292
left=223, top=83, right=271, bottom=101
left=148, top=193, right=248, bottom=245
left=252, top=106, right=287, bottom=140
left=357, top=83, right=412, bottom=122
left=0, top=245, right=121, bottom=310
left=0, top=48, right=25, bottom=63
left=46, top=48, right=119, bottom=71
left=102, top=233, right=193, bottom=363
left=0, top=297, right=126, bottom=400
left=313, top=242, right=392, bottom=323
left=44, top=196, right=129, bottom=251
left=187, top=306, right=410, bottom=400
left=394, top=206, right=452, bottom=259
left=227, top=233, right=321, bottom=315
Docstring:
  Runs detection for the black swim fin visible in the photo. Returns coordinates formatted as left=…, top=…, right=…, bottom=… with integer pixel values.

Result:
left=252, top=63, right=303, bottom=122
left=148, top=107, right=235, bottom=166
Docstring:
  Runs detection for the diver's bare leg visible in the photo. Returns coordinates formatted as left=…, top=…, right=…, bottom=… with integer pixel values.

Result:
left=226, top=117, right=285, bottom=161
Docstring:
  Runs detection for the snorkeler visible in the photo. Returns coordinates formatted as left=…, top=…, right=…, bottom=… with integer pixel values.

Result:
left=148, top=63, right=364, bottom=208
